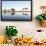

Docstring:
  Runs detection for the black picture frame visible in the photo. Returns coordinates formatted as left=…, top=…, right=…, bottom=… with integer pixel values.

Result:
left=1, top=0, right=32, bottom=21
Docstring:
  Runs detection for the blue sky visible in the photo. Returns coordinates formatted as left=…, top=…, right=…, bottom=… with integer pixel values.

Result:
left=2, top=1, right=31, bottom=11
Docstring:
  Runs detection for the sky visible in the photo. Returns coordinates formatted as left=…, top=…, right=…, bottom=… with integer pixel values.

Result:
left=2, top=1, right=31, bottom=11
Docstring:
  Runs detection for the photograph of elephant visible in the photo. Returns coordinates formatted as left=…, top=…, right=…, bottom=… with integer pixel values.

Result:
left=2, top=1, right=31, bottom=21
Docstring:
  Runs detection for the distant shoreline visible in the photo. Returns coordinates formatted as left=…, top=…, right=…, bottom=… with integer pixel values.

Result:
left=0, top=10, right=31, bottom=12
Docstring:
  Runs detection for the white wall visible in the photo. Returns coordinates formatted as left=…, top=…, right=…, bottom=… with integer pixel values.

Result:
left=0, top=0, right=46, bottom=41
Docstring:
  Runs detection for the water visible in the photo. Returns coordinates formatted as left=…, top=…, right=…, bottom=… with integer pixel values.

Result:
left=2, top=12, right=31, bottom=21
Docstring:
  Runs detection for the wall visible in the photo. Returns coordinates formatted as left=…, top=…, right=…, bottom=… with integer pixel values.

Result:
left=0, top=0, right=46, bottom=41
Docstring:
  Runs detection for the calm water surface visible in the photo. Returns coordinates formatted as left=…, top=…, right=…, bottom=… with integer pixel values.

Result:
left=2, top=12, right=31, bottom=21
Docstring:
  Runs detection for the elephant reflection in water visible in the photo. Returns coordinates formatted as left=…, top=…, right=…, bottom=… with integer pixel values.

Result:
left=11, top=12, right=15, bottom=15
left=4, top=9, right=6, bottom=14
left=23, top=12, right=28, bottom=15
left=11, top=8, right=15, bottom=15
left=4, top=12, right=6, bottom=14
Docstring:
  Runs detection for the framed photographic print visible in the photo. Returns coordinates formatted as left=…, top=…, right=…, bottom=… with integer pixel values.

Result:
left=1, top=0, right=32, bottom=21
